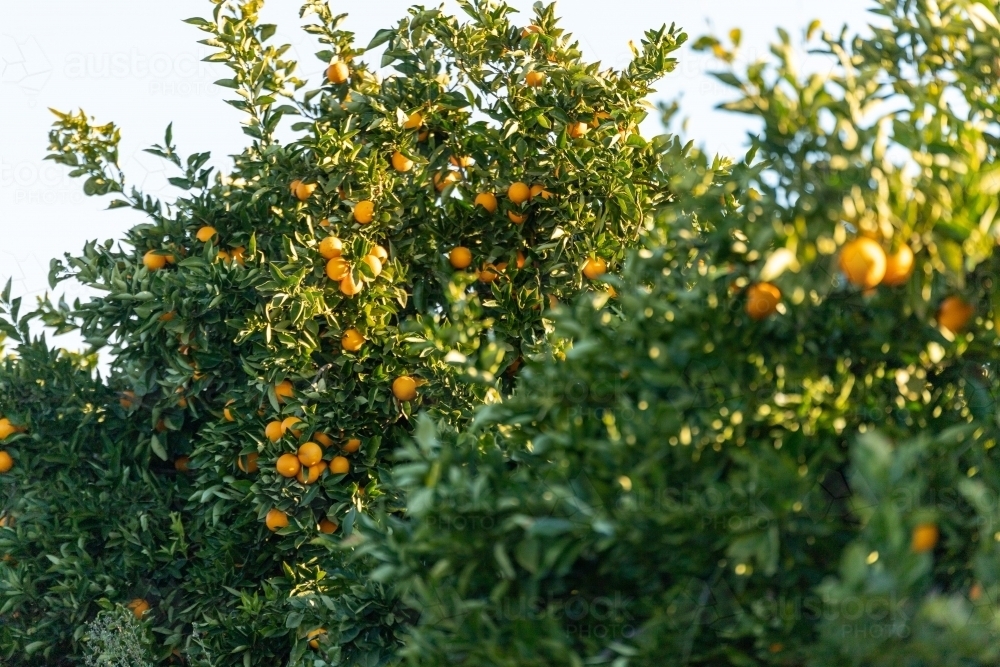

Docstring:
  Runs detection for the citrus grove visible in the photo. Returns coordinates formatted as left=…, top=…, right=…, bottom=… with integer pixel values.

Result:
left=3, top=0, right=1000, bottom=665
left=0, top=0, right=685, bottom=664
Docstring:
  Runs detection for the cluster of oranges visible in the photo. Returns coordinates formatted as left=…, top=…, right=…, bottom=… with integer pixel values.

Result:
left=745, top=238, right=973, bottom=333
left=0, top=417, right=19, bottom=474
left=318, top=230, right=387, bottom=297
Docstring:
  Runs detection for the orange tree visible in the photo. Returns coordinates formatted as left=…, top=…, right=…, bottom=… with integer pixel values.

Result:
left=363, top=1, right=1000, bottom=665
left=0, top=0, right=684, bottom=664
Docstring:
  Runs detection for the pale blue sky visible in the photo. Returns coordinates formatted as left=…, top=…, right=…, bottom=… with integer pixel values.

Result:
left=0, top=0, right=873, bottom=350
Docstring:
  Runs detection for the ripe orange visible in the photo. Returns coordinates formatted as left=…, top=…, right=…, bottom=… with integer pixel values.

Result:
left=307, top=628, right=327, bottom=649
left=297, top=442, right=323, bottom=467
left=216, top=249, right=231, bottom=263
left=313, top=432, right=334, bottom=447
left=507, top=182, right=530, bottom=205
left=230, top=246, right=246, bottom=266
left=275, top=380, right=294, bottom=403
left=329, top=456, right=350, bottom=474
left=521, top=24, right=543, bottom=37
left=319, top=218, right=331, bottom=227
left=508, top=211, right=528, bottom=224
left=128, top=599, right=151, bottom=619
left=326, top=61, right=350, bottom=84
left=403, top=111, right=423, bottom=129
left=371, top=245, right=389, bottom=262
left=174, top=456, right=190, bottom=472
left=911, top=523, right=939, bottom=553
left=143, top=251, right=167, bottom=272
left=292, top=181, right=317, bottom=201
left=196, top=226, right=217, bottom=242
left=582, top=257, right=607, bottom=279
left=276, top=453, right=301, bottom=478
left=340, top=273, right=363, bottom=296
left=326, top=257, right=350, bottom=281
left=353, top=200, right=375, bottom=224
left=319, top=519, right=338, bottom=534
left=362, top=254, right=383, bottom=279
left=158, top=311, right=175, bottom=322
left=342, top=328, right=365, bottom=352
left=525, top=71, right=546, bottom=87
left=155, top=419, right=167, bottom=433
left=882, top=245, right=914, bottom=286
left=529, top=184, right=552, bottom=200
left=938, top=296, right=974, bottom=333
left=391, top=151, right=414, bottom=172
left=474, top=192, right=498, bottom=213
left=265, top=508, right=288, bottom=531
left=237, top=452, right=259, bottom=473
left=449, top=247, right=473, bottom=269
left=343, top=438, right=361, bottom=453
left=281, top=416, right=302, bottom=438
left=319, top=236, right=343, bottom=259
left=568, top=122, right=590, bottom=139
left=434, top=170, right=461, bottom=191
left=449, top=155, right=474, bottom=168
left=265, top=421, right=284, bottom=442
left=223, top=399, right=236, bottom=422
left=0, top=451, right=12, bottom=474
left=0, top=418, right=16, bottom=440
left=745, top=282, right=781, bottom=320
left=839, top=238, right=886, bottom=288
left=392, top=375, right=418, bottom=402
left=296, top=463, right=324, bottom=485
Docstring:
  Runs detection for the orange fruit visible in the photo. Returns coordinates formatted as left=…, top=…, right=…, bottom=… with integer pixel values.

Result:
left=293, top=181, right=317, bottom=201
left=281, top=416, right=302, bottom=438
left=353, top=200, right=375, bottom=224
left=911, top=523, right=939, bottom=553
left=319, top=519, right=338, bottom=534
left=882, top=245, right=914, bottom=286
left=450, top=247, right=473, bottom=269
left=371, top=245, right=389, bottom=262
left=516, top=250, right=526, bottom=269
left=568, top=122, right=590, bottom=139
left=582, top=257, right=607, bottom=279
left=326, top=61, right=350, bottom=84
left=839, top=238, right=886, bottom=288
left=230, top=246, right=246, bottom=266
left=0, top=418, right=16, bottom=440
left=216, top=249, right=231, bottom=263
left=265, top=421, right=284, bottom=442
left=590, top=111, right=612, bottom=128
left=237, top=452, right=259, bottom=473
left=326, top=257, right=350, bottom=281
left=507, top=182, right=530, bottom=205
left=938, top=296, right=974, bottom=333
left=434, top=170, right=461, bottom=191
left=329, top=456, right=350, bottom=474
left=158, top=311, right=175, bottom=322
left=314, top=433, right=334, bottom=447
left=521, top=24, right=543, bottom=37
left=319, top=218, right=330, bottom=227
left=275, top=380, right=294, bottom=403
left=276, top=453, right=301, bottom=478
left=128, top=598, right=151, bottom=619
left=296, top=463, right=324, bottom=485
left=745, top=282, right=781, bottom=320
left=196, top=226, right=217, bottom=242
left=508, top=211, right=528, bottom=224
left=155, top=419, right=167, bottom=433
left=340, top=273, right=364, bottom=296
left=529, top=184, right=552, bottom=200
left=174, top=456, right=190, bottom=472
left=143, top=251, right=167, bottom=271
left=392, top=375, right=418, bottom=402
left=0, top=451, right=12, bottom=474
left=479, top=262, right=507, bottom=282
left=342, top=328, right=365, bottom=352
left=343, top=438, right=361, bottom=453
left=223, top=399, right=236, bottom=422
left=319, top=236, right=344, bottom=259
left=362, top=254, right=383, bottom=279
left=265, top=508, right=288, bottom=531
left=297, top=442, right=323, bottom=467
left=391, top=151, right=414, bottom=172
left=525, top=71, right=546, bottom=87
left=449, top=155, right=474, bottom=168
left=308, top=628, right=327, bottom=649
left=403, top=111, right=423, bottom=129
left=474, top=192, right=498, bottom=213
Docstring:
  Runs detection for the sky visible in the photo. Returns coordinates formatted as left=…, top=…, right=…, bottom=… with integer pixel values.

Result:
left=0, top=0, right=874, bottom=352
